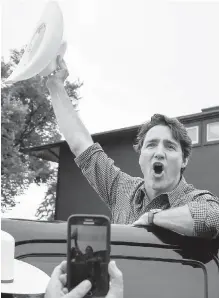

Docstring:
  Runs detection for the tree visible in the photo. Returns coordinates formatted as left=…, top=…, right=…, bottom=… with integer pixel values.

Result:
left=35, top=169, right=57, bottom=220
left=1, top=49, right=82, bottom=218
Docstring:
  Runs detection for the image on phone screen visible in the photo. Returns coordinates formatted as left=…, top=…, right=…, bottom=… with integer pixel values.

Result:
left=68, top=222, right=109, bottom=296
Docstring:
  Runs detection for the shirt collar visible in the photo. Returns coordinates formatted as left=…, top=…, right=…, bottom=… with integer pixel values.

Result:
left=166, top=176, right=188, bottom=206
left=140, top=176, right=188, bottom=206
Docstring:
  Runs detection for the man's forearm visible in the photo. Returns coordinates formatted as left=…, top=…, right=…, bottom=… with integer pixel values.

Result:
left=153, top=205, right=194, bottom=236
left=48, top=81, right=93, bottom=157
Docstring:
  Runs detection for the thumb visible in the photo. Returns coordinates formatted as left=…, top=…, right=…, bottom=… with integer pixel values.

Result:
left=57, top=55, right=68, bottom=71
left=132, top=216, right=145, bottom=226
left=65, top=280, right=92, bottom=298
left=106, top=261, right=123, bottom=298
left=50, top=261, right=66, bottom=279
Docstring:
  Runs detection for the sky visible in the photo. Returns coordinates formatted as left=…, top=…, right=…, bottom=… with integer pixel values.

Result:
left=1, top=0, right=219, bottom=219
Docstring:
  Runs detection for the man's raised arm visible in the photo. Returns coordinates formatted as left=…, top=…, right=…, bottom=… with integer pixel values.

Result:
left=46, top=56, right=93, bottom=157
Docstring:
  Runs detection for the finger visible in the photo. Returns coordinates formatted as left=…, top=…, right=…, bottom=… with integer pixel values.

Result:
left=59, top=273, right=67, bottom=285
left=43, top=76, right=48, bottom=83
left=108, top=261, right=123, bottom=284
left=132, top=215, right=146, bottom=226
left=50, top=260, right=67, bottom=280
left=66, top=280, right=91, bottom=298
left=59, top=58, right=69, bottom=79
left=61, top=58, right=68, bottom=70
left=60, top=260, right=67, bottom=273
left=50, top=263, right=63, bottom=279
left=107, top=261, right=123, bottom=298
left=56, top=55, right=62, bottom=67
left=62, top=287, right=68, bottom=295
left=57, top=56, right=67, bottom=70
left=132, top=219, right=144, bottom=226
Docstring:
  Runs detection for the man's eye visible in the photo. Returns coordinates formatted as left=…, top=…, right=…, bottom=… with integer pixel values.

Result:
left=167, top=145, right=175, bottom=150
left=146, top=143, right=156, bottom=148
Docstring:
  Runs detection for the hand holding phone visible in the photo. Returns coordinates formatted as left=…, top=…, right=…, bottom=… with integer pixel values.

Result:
left=67, top=214, right=110, bottom=297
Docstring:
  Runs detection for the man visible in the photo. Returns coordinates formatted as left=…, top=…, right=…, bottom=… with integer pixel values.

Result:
left=46, top=56, right=219, bottom=239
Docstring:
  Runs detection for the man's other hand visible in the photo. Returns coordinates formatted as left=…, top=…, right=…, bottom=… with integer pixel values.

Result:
left=132, top=212, right=149, bottom=226
left=46, top=56, right=69, bottom=88
left=132, top=209, right=162, bottom=226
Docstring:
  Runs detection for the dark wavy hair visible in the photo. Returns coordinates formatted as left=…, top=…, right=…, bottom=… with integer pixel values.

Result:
left=133, top=114, right=192, bottom=173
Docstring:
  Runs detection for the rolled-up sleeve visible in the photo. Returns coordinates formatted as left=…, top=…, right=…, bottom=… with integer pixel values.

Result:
left=188, top=194, right=219, bottom=238
left=75, top=143, right=122, bottom=209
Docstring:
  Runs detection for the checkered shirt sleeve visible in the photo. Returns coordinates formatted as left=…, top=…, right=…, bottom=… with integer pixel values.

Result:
left=75, top=143, right=131, bottom=210
left=188, top=195, right=219, bottom=238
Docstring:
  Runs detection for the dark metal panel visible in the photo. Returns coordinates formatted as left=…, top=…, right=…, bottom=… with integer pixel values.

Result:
left=184, top=144, right=219, bottom=197
left=56, top=143, right=111, bottom=221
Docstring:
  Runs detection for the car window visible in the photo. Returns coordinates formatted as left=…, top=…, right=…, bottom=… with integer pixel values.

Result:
left=21, top=255, right=206, bottom=298
left=112, top=241, right=219, bottom=298
left=16, top=240, right=218, bottom=298
left=115, top=258, right=206, bottom=298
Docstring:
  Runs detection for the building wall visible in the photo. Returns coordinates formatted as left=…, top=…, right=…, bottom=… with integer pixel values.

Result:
left=184, top=144, right=219, bottom=195
left=56, top=117, right=219, bottom=221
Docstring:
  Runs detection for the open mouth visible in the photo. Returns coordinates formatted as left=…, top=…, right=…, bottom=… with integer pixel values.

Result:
left=153, top=162, right=164, bottom=175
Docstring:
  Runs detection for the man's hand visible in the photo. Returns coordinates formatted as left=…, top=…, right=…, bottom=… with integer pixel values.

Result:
left=132, top=209, right=162, bottom=226
left=46, top=56, right=69, bottom=88
left=132, top=212, right=149, bottom=226
left=45, top=260, right=123, bottom=298
left=44, top=54, right=94, bottom=157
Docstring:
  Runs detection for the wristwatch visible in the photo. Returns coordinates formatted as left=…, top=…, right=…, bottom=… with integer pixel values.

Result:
left=148, top=209, right=162, bottom=226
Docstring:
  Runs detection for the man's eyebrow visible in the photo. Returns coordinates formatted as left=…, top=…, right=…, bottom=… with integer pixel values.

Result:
left=144, top=139, right=178, bottom=146
left=164, top=139, right=178, bottom=146
left=144, top=138, right=159, bottom=144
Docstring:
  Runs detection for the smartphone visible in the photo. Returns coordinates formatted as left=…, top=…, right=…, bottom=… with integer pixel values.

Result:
left=67, top=214, right=111, bottom=297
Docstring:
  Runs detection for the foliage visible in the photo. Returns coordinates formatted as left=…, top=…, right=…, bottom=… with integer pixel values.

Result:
left=35, top=167, right=58, bottom=220
left=1, top=49, right=82, bottom=217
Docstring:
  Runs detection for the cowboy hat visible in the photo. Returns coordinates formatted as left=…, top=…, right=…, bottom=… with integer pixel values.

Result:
left=5, top=1, right=67, bottom=84
left=1, top=230, right=50, bottom=294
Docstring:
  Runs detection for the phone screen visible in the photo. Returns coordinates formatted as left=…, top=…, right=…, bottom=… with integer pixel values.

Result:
left=68, top=220, right=109, bottom=296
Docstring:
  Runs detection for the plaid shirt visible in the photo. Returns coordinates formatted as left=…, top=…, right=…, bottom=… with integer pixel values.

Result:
left=75, top=143, right=219, bottom=238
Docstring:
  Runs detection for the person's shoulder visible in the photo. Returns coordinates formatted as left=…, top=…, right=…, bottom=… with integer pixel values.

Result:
left=118, top=172, right=144, bottom=191
left=120, top=171, right=144, bottom=183
left=75, top=142, right=101, bottom=160
left=185, top=182, right=218, bottom=201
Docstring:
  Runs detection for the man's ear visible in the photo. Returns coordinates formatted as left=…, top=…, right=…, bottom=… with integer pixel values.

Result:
left=182, top=157, right=189, bottom=168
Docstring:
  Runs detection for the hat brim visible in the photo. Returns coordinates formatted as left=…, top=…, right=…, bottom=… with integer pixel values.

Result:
left=1, top=259, right=50, bottom=295
left=5, top=1, right=64, bottom=83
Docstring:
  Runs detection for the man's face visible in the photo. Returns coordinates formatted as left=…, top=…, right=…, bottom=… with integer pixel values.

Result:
left=139, top=125, right=188, bottom=196
left=86, top=246, right=93, bottom=256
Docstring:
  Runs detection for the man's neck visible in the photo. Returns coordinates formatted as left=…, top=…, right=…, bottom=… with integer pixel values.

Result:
left=145, top=188, right=163, bottom=202
left=144, top=178, right=181, bottom=202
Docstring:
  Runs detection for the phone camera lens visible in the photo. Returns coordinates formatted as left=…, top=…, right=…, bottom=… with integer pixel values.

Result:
left=87, top=290, right=93, bottom=296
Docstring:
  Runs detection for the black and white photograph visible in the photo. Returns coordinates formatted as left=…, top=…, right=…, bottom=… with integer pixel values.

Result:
left=1, top=1, right=219, bottom=298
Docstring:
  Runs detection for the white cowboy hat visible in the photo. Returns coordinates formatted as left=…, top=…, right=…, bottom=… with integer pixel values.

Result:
left=1, top=230, right=50, bottom=294
left=5, top=1, right=67, bottom=84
